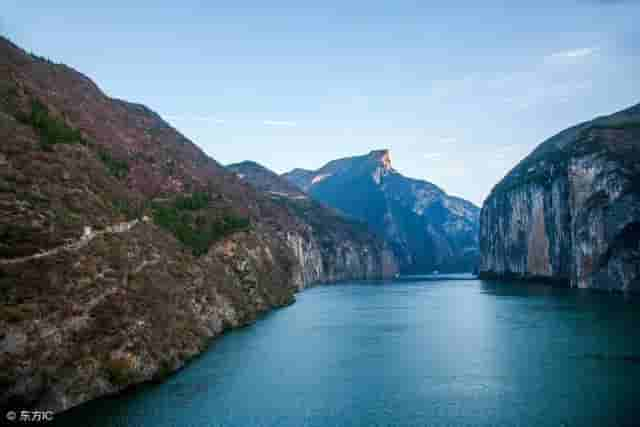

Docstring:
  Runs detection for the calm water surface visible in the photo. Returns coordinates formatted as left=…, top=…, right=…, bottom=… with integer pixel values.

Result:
left=55, top=276, right=640, bottom=427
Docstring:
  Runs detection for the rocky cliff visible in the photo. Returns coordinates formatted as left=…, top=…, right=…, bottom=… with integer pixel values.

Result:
left=480, top=103, right=640, bottom=292
left=0, top=36, right=391, bottom=414
left=283, top=150, right=481, bottom=273
left=228, top=161, right=398, bottom=285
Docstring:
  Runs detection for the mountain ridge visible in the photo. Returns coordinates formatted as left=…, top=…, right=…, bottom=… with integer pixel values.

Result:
left=228, top=160, right=399, bottom=284
left=282, top=149, right=481, bottom=273
left=0, top=36, right=395, bottom=414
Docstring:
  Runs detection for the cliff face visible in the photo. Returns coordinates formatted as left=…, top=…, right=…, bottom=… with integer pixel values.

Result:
left=228, top=161, right=399, bottom=287
left=480, top=103, right=640, bottom=292
left=283, top=150, right=481, bottom=273
left=0, top=36, right=390, bottom=414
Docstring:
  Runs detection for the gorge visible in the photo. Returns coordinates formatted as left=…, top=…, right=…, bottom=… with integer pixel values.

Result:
left=0, top=27, right=639, bottom=426
left=227, top=160, right=398, bottom=285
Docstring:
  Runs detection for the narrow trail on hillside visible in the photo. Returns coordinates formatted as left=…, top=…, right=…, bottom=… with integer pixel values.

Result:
left=0, top=219, right=141, bottom=265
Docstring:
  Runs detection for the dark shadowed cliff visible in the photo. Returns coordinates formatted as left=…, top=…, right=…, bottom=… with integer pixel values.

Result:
left=480, top=103, right=640, bottom=292
left=283, top=150, right=481, bottom=274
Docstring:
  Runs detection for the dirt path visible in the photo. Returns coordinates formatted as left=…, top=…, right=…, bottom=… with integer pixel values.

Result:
left=0, top=219, right=141, bottom=265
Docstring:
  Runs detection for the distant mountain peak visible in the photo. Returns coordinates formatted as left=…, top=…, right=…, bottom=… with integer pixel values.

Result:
left=289, top=167, right=313, bottom=174
left=364, top=150, right=393, bottom=185
left=227, top=160, right=306, bottom=198
left=367, top=149, right=392, bottom=171
left=282, top=150, right=480, bottom=273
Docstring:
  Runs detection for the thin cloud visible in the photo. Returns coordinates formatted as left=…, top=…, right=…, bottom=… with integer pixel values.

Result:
left=495, top=144, right=518, bottom=156
left=548, top=47, right=599, bottom=59
left=438, top=137, right=458, bottom=144
left=434, top=166, right=467, bottom=178
left=262, top=120, right=297, bottom=127
left=429, top=74, right=477, bottom=101
left=585, top=0, right=636, bottom=4
left=423, top=152, right=444, bottom=160
left=500, top=79, right=593, bottom=111
left=474, top=45, right=600, bottom=112
left=495, top=151, right=513, bottom=160
left=163, top=116, right=299, bottom=127
left=164, top=114, right=225, bottom=124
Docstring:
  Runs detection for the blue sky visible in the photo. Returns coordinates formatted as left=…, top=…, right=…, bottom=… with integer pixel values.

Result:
left=3, top=1, right=639, bottom=205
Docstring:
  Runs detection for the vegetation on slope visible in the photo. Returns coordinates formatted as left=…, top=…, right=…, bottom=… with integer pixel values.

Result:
left=151, top=192, right=250, bottom=256
left=16, top=99, right=86, bottom=149
left=98, top=151, right=129, bottom=179
left=6, top=94, right=248, bottom=257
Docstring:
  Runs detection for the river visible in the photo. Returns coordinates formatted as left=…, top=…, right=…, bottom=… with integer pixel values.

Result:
left=54, top=275, right=640, bottom=427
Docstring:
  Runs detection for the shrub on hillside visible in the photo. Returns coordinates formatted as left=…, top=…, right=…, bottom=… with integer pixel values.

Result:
left=152, top=193, right=250, bottom=256
left=18, top=100, right=86, bottom=149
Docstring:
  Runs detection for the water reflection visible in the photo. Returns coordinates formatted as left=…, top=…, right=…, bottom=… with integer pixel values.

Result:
left=55, top=278, right=640, bottom=427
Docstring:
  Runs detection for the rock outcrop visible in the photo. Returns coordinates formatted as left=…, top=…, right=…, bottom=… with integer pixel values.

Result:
left=283, top=150, right=481, bottom=273
left=0, top=36, right=393, bottom=414
left=228, top=161, right=399, bottom=286
left=480, top=103, right=640, bottom=292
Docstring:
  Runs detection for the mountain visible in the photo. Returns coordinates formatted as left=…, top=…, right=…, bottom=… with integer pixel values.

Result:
left=229, top=161, right=308, bottom=198
left=283, top=150, right=481, bottom=273
left=228, top=161, right=399, bottom=283
left=0, top=37, right=392, bottom=413
left=480, top=103, right=640, bottom=292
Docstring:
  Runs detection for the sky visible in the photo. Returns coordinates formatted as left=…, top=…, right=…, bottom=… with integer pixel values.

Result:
left=3, top=1, right=640, bottom=205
